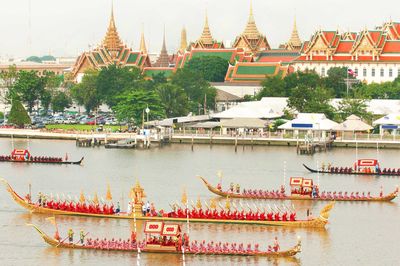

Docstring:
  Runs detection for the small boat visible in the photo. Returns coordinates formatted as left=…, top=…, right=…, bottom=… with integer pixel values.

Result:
left=303, top=159, right=400, bottom=176
left=28, top=221, right=301, bottom=257
left=1, top=178, right=334, bottom=228
left=199, top=176, right=398, bottom=202
left=105, top=139, right=137, bottom=149
left=0, top=149, right=83, bottom=165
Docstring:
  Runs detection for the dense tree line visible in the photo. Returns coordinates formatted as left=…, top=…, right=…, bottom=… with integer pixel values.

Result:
left=0, top=66, right=71, bottom=126
left=256, top=67, right=400, bottom=122
left=70, top=64, right=217, bottom=125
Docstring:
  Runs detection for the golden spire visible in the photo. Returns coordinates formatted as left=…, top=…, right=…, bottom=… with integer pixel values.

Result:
left=180, top=26, right=188, bottom=52
left=199, top=11, right=213, bottom=45
left=243, top=0, right=261, bottom=39
left=288, top=17, right=302, bottom=48
left=140, top=26, right=147, bottom=54
left=103, top=3, right=123, bottom=53
left=155, top=27, right=170, bottom=67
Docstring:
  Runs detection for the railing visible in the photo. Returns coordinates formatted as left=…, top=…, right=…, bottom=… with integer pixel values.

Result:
left=171, top=129, right=400, bottom=143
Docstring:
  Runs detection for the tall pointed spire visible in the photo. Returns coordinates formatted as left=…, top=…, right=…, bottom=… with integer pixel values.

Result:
left=243, top=0, right=261, bottom=39
left=179, top=26, right=188, bottom=53
left=154, top=27, right=170, bottom=67
left=103, top=2, right=123, bottom=54
left=288, top=17, right=302, bottom=49
left=139, top=25, right=147, bottom=54
left=198, top=11, right=213, bottom=45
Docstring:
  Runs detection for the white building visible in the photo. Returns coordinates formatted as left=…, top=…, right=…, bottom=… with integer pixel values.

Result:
left=293, top=21, right=400, bottom=84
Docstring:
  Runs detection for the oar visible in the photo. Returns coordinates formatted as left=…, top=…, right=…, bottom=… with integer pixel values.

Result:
left=74, top=232, right=89, bottom=245
left=57, top=236, right=69, bottom=247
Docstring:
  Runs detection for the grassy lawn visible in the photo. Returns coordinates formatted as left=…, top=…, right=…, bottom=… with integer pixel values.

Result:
left=45, top=124, right=128, bottom=132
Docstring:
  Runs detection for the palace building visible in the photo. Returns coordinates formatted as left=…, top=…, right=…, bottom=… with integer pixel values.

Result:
left=70, top=3, right=400, bottom=86
left=293, top=21, right=400, bottom=83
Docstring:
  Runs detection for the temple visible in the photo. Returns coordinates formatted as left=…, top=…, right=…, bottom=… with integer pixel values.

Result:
left=232, top=1, right=270, bottom=54
left=192, top=12, right=224, bottom=49
left=71, top=6, right=150, bottom=82
left=70, top=4, right=400, bottom=86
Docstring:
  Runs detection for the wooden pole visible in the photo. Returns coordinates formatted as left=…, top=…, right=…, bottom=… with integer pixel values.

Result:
left=235, top=136, right=238, bottom=152
left=191, top=135, right=194, bottom=151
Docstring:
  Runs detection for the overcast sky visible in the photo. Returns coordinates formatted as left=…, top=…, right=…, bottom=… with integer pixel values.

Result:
left=1, top=0, right=398, bottom=58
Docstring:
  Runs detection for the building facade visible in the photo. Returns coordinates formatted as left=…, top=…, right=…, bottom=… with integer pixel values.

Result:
left=293, top=21, right=400, bottom=84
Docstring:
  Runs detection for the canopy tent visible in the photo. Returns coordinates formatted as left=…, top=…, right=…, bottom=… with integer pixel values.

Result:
left=187, top=121, right=221, bottom=129
left=333, top=115, right=373, bottom=132
left=220, top=118, right=269, bottom=129
left=161, top=224, right=180, bottom=237
left=357, top=159, right=378, bottom=167
left=144, top=221, right=163, bottom=234
left=278, top=113, right=338, bottom=131
left=373, top=113, right=400, bottom=128
left=213, top=97, right=287, bottom=119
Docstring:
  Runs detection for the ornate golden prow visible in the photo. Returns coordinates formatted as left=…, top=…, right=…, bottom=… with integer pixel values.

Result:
left=27, top=223, right=47, bottom=239
left=319, top=201, right=335, bottom=221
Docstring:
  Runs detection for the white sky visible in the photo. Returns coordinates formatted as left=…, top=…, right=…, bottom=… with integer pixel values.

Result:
left=0, top=0, right=398, bottom=58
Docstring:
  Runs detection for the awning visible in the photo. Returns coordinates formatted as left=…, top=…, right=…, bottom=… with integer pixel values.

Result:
left=302, top=179, right=313, bottom=187
left=161, top=224, right=180, bottom=236
left=144, top=221, right=163, bottom=234
left=357, top=159, right=378, bottom=167
left=290, top=177, right=303, bottom=186
left=220, top=118, right=269, bottom=129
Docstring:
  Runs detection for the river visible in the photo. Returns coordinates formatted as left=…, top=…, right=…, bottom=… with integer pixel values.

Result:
left=0, top=138, right=399, bottom=266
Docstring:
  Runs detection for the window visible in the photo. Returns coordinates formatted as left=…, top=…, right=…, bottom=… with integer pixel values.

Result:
left=398, top=68, right=400, bottom=77
left=389, top=69, right=393, bottom=77
left=363, top=68, right=367, bottom=77
left=321, top=67, right=326, bottom=77
left=380, top=68, right=384, bottom=77
left=372, top=68, right=375, bottom=77
left=355, top=68, right=358, bottom=76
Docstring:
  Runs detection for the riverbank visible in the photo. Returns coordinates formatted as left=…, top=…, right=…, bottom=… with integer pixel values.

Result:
left=1, top=128, right=400, bottom=149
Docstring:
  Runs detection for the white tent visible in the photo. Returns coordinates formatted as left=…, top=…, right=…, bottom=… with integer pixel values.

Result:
left=373, top=113, right=400, bottom=126
left=213, top=97, right=287, bottom=119
left=333, top=115, right=373, bottom=132
left=279, top=113, right=339, bottom=131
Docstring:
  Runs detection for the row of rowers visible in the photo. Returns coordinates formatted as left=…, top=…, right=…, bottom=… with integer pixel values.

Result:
left=63, top=227, right=282, bottom=253
left=33, top=193, right=300, bottom=221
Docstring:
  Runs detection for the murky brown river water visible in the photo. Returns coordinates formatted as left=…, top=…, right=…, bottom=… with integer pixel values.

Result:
left=0, top=138, right=399, bottom=266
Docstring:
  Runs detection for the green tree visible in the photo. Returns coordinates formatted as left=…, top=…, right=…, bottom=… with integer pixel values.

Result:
left=96, top=65, right=143, bottom=107
left=70, top=69, right=101, bottom=113
left=186, top=56, right=229, bottom=82
left=112, top=89, right=165, bottom=125
left=257, top=76, right=287, bottom=99
left=288, top=86, right=335, bottom=118
left=8, top=99, right=31, bottom=127
left=52, top=91, right=72, bottom=113
left=324, top=67, right=356, bottom=98
left=0, top=65, right=18, bottom=90
left=171, top=68, right=216, bottom=114
left=12, top=70, right=46, bottom=113
left=336, top=97, right=373, bottom=122
left=157, top=83, right=189, bottom=117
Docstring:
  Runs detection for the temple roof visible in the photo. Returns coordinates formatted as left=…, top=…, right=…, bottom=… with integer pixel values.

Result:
left=102, top=5, right=123, bottom=52
left=180, top=27, right=188, bottom=52
left=288, top=18, right=302, bottom=48
left=198, top=12, right=214, bottom=45
left=139, top=28, right=147, bottom=54
left=242, top=0, right=261, bottom=39
left=154, top=30, right=170, bottom=67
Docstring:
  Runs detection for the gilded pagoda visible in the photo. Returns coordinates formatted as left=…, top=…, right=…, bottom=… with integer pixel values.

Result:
left=71, top=6, right=150, bottom=82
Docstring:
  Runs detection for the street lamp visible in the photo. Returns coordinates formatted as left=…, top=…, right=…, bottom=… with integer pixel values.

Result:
left=145, top=105, right=150, bottom=128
